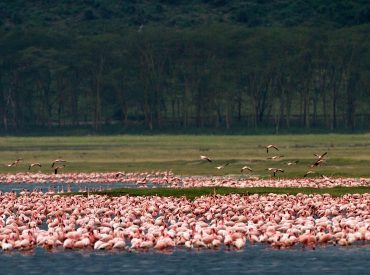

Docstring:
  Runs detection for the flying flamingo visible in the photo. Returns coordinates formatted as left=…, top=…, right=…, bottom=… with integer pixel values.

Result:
left=303, top=170, right=316, bottom=177
left=54, top=165, right=66, bottom=174
left=266, top=145, right=279, bottom=153
left=7, top=158, right=23, bottom=167
left=51, top=159, right=67, bottom=168
left=310, top=159, right=326, bottom=168
left=267, top=155, right=284, bottom=160
left=286, top=160, right=299, bottom=166
left=241, top=166, right=253, bottom=173
left=267, top=167, right=284, bottom=177
left=215, top=163, right=230, bottom=170
left=29, top=163, right=42, bottom=170
left=314, top=152, right=328, bottom=160
left=200, top=155, right=212, bottom=162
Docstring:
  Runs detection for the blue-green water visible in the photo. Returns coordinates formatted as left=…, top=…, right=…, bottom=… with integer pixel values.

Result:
left=1, top=245, right=369, bottom=274
left=0, top=181, right=166, bottom=194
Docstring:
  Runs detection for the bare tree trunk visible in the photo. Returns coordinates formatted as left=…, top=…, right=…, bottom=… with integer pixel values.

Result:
left=93, top=56, right=104, bottom=131
left=57, top=77, right=66, bottom=128
left=182, top=81, right=191, bottom=128
left=10, top=73, right=20, bottom=130
left=303, top=89, right=310, bottom=129
left=196, top=87, right=202, bottom=128
left=117, top=89, right=128, bottom=128
left=346, top=73, right=357, bottom=130
left=331, top=85, right=338, bottom=130
left=312, top=96, right=318, bottom=127
left=0, top=78, right=6, bottom=131
left=237, top=89, right=242, bottom=122
left=225, top=103, right=231, bottom=129
left=72, top=90, right=79, bottom=126
left=284, top=90, right=292, bottom=129
left=279, top=93, right=285, bottom=130
left=322, top=92, right=328, bottom=128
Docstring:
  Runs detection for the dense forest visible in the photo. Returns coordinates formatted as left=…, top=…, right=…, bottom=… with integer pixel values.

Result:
left=0, top=0, right=369, bottom=133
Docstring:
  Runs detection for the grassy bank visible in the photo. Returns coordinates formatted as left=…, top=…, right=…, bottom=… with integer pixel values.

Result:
left=0, top=134, right=369, bottom=178
left=78, top=186, right=370, bottom=199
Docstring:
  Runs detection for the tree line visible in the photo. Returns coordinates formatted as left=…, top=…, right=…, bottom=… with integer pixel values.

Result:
left=0, top=24, right=369, bottom=133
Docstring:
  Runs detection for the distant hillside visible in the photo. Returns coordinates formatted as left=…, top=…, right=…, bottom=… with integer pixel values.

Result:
left=1, top=0, right=369, bottom=31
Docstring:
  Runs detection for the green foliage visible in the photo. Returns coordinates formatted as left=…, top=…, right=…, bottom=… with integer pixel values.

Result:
left=1, top=0, right=369, bottom=28
left=0, top=1, right=369, bottom=133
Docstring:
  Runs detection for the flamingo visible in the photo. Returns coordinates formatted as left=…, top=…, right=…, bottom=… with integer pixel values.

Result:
left=304, top=170, right=316, bottom=177
left=321, top=175, right=335, bottom=183
left=215, top=163, right=230, bottom=170
left=267, top=168, right=284, bottom=177
left=51, top=159, right=67, bottom=168
left=29, top=163, right=42, bottom=170
left=266, top=145, right=279, bottom=153
left=241, top=166, right=253, bottom=173
left=311, top=159, right=326, bottom=168
left=200, top=155, right=212, bottom=162
left=267, top=155, right=284, bottom=160
left=0, top=187, right=368, bottom=252
left=115, top=172, right=125, bottom=178
left=314, top=152, right=328, bottom=160
left=54, top=165, right=66, bottom=174
left=7, top=158, right=23, bottom=167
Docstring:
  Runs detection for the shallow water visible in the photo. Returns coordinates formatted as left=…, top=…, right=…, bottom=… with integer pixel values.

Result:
left=1, top=245, right=369, bottom=274
left=0, top=182, right=155, bottom=193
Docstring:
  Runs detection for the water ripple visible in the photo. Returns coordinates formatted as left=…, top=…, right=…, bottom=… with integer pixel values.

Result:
left=1, top=245, right=369, bottom=274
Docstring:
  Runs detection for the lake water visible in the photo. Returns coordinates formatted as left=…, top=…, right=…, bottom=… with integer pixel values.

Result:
left=0, top=182, right=155, bottom=194
left=1, top=245, right=369, bottom=274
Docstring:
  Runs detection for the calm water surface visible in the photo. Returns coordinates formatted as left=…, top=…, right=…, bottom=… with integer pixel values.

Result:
left=1, top=245, right=369, bottom=274
left=0, top=182, right=159, bottom=193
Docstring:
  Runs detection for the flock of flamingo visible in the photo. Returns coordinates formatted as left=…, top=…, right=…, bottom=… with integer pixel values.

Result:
left=0, top=172, right=368, bottom=189
left=200, top=144, right=330, bottom=178
left=0, top=192, right=369, bottom=252
left=0, top=144, right=369, bottom=252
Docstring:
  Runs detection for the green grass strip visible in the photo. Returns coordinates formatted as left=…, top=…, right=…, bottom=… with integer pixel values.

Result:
left=1, top=134, right=370, bottom=177
left=68, top=186, right=370, bottom=199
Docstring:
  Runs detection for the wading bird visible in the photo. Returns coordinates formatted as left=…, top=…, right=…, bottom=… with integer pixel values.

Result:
left=200, top=155, right=212, bottom=162
left=54, top=165, right=65, bottom=174
left=51, top=159, right=67, bottom=168
left=115, top=172, right=125, bottom=178
left=321, top=175, right=334, bottom=183
left=286, top=160, right=299, bottom=166
left=28, top=163, right=42, bottom=170
left=241, top=166, right=253, bottom=173
left=7, top=158, right=23, bottom=167
left=267, top=167, right=284, bottom=177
